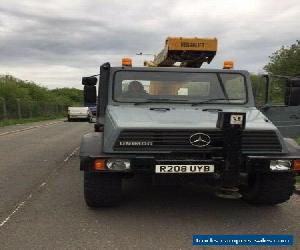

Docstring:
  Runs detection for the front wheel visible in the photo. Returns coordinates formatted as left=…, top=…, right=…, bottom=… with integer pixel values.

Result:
left=84, top=172, right=122, bottom=207
left=240, top=172, right=295, bottom=205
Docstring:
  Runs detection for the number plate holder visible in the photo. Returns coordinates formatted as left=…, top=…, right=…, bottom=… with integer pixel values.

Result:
left=155, top=164, right=214, bottom=174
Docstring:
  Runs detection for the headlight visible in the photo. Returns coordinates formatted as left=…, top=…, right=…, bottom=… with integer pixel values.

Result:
left=106, top=159, right=130, bottom=171
left=270, top=160, right=291, bottom=171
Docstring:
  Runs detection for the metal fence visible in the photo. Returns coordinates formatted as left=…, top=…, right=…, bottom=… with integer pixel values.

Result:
left=0, top=97, right=67, bottom=121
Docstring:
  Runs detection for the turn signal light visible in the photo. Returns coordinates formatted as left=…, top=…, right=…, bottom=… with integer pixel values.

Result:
left=122, top=57, right=132, bottom=66
left=94, top=159, right=106, bottom=170
left=293, top=160, right=300, bottom=171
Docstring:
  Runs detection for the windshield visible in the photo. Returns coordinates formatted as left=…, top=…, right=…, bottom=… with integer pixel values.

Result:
left=113, top=71, right=247, bottom=104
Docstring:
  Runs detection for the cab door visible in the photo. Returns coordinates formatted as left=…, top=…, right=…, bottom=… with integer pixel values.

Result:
left=253, top=76, right=300, bottom=138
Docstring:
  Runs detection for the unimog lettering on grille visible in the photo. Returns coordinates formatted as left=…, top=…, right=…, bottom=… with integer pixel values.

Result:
left=119, top=141, right=153, bottom=146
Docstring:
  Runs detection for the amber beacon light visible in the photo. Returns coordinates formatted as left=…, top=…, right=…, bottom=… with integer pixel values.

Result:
left=223, top=61, right=234, bottom=69
left=122, top=58, right=132, bottom=66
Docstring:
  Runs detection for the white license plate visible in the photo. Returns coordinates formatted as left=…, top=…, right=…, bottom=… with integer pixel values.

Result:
left=155, top=164, right=214, bottom=173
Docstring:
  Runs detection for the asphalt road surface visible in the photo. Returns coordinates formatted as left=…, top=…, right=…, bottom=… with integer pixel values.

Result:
left=0, top=119, right=299, bottom=250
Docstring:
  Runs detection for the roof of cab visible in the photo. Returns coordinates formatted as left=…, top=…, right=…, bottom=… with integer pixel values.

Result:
left=110, top=66, right=249, bottom=75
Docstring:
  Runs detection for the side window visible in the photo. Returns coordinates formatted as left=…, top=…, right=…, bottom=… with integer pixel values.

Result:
left=251, top=75, right=267, bottom=107
left=270, top=77, right=286, bottom=105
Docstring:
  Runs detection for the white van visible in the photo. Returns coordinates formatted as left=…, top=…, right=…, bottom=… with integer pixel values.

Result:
left=67, top=107, right=89, bottom=121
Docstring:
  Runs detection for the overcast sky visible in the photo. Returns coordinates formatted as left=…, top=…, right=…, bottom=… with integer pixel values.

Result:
left=0, top=0, right=299, bottom=89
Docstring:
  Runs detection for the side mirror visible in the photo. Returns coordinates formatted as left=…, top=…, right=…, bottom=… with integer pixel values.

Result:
left=285, top=78, right=300, bottom=106
left=82, top=76, right=97, bottom=106
left=83, top=85, right=96, bottom=106
left=82, top=76, right=97, bottom=86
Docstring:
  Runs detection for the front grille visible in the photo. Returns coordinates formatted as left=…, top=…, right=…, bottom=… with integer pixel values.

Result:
left=242, top=130, right=282, bottom=152
left=114, top=130, right=282, bottom=153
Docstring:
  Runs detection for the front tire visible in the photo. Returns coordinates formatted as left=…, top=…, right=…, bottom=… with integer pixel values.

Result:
left=240, top=172, right=295, bottom=205
left=84, top=172, right=122, bottom=207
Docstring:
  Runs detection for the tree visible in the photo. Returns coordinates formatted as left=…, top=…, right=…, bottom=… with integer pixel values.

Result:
left=0, top=75, right=83, bottom=106
left=264, top=40, right=300, bottom=76
left=263, top=41, right=300, bottom=104
left=51, top=88, right=83, bottom=104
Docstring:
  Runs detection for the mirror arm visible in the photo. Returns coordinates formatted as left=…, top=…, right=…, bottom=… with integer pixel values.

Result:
left=262, top=74, right=271, bottom=105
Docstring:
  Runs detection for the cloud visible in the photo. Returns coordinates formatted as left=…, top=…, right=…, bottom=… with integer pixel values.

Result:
left=0, top=0, right=299, bottom=88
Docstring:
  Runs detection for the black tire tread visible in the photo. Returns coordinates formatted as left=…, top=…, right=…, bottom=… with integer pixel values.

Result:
left=241, top=172, right=295, bottom=205
left=84, top=172, right=121, bottom=207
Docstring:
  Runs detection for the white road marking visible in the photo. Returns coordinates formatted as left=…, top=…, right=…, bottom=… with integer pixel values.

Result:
left=0, top=145, right=79, bottom=228
left=0, top=182, right=47, bottom=228
left=64, top=147, right=80, bottom=162
left=0, top=120, right=64, bottom=137
left=39, top=182, right=47, bottom=188
left=0, top=145, right=80, bottom=228
left=0, top=194, right=32, bottom=228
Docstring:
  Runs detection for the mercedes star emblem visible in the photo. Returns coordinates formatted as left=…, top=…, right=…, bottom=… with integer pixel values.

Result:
left=189, top=133, right=211, bottom=147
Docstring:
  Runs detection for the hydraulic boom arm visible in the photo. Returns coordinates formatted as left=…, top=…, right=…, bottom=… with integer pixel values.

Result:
left=144, top=37, right=217, bottom=68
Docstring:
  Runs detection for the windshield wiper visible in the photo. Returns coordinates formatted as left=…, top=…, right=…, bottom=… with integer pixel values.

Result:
left=191, top=98, right=244, bottom=106
left=134, top=98, right=188, bottom=105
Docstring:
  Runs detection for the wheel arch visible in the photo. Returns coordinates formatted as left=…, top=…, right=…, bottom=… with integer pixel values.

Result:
left=80, top=132, right=103, bottom=170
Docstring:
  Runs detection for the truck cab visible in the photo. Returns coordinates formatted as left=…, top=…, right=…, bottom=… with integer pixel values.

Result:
left=80, top=38, right=300, bottom=207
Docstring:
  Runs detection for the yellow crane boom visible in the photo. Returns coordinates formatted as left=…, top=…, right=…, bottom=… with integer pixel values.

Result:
left=144, top=37, right=218, bottom=68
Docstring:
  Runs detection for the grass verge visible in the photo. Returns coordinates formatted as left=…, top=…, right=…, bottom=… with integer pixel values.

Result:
left=0, top=116, right=64, bottom=127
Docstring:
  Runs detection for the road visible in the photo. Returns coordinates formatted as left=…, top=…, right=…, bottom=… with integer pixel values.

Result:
left=0, top=120, right=299, bottom=250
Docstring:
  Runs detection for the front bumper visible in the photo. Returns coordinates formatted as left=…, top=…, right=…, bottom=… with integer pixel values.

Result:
left=69, top=115, right=89, bottom=119
left=80, top=153, right=298, bottom=174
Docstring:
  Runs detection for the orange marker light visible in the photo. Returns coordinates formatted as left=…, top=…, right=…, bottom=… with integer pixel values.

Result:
left=122, top=58, right=132, bottom=66
left=223, top=61, right=234, bottom=69
left=293, top=160, right=300, bottom=171
left=94, top=159, right=106, bottom=170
